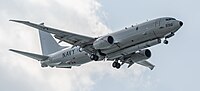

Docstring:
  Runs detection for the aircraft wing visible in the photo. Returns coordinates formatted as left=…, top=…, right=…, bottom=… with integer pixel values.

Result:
left=137, top=60, right=155, bottom=70
left=10, top=20, right=96, bottom=53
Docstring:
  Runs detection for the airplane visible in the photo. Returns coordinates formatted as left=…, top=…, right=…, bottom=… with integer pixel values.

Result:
left=9, top=17, right=183, bottom=70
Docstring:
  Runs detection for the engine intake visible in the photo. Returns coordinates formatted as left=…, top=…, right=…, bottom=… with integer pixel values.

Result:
left=93, top=36, right=114, bottom=49
left=107, top=36, right=114, bottom=44
left=144, top=49, right=151, bottom=58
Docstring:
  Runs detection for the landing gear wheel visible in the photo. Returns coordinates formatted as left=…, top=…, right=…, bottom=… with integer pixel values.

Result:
left=163, top=40, right=168, bottom=44
left=41, top=64, right=48, bottom=67
left=94, top=56, right=99, bottom=61
left=112, top=62, right=117, bottom=68
left=112, top=62, right=121, bottom=69
left=90, top=54, right=99, bottom=61
left=116, top=63, right=121, bottom=69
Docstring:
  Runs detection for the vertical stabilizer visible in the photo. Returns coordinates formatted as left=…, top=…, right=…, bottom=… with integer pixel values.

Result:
left=39, top=23, right=63, bottom=55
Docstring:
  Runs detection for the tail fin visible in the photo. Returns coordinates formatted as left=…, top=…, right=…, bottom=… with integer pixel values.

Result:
left=39, top=23, right=63, bottom=55
left=9, top=49, right=49, bottom=61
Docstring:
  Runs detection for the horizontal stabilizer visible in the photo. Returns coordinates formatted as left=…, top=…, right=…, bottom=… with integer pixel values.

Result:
left=56, top=66, right=72, bottom=69
left=9, top=49, right=49, bottom=61
left=55, top=62, right=81, bottom=68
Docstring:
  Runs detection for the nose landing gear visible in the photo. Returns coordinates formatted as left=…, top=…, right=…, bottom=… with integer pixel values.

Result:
left=163, top=39, right=169, bottom=44
left=163, top=32, right=175, bottom=44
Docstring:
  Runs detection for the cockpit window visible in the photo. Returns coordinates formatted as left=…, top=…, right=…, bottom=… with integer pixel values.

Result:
left=166, top=18, right=176, bottom=21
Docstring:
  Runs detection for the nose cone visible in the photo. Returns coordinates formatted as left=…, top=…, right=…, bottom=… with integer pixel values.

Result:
left=179, top=21, right=183, bottom=26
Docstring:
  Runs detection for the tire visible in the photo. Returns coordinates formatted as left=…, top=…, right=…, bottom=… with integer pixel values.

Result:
left=90, top=54, right=99, bottom=61
left=112, top=62, right=117, bottom=68
left=164, top=40, right=168, bottom=44
left=116, top=63, right=121, bottom=69
left=94, top=55, right=99, bottom=61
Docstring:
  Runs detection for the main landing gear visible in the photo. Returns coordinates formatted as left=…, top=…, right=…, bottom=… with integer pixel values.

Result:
left=112, top=61, right=121, bottom=69
left=163, top=32, right=175, bottom=44
left=90, top=54, right=99, bottom=61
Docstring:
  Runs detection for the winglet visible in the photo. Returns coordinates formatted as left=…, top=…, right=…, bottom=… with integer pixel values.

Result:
left=9, top=19, right=48, bottom=33
left=149, top=65, right=155, bottom=70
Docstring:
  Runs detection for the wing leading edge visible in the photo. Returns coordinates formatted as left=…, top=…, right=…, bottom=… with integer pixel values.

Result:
left=9, top=20, right=96, bottom=53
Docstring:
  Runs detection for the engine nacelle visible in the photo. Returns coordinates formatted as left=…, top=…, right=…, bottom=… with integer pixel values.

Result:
left=93, top=36, right=114, bottom=49
left=129, top=49, right=151, bottom=62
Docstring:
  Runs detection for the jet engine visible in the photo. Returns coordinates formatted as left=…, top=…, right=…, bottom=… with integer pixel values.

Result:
left=129, top=49, right=151, bottom=62
left=93, top=36, right=114, bottom=49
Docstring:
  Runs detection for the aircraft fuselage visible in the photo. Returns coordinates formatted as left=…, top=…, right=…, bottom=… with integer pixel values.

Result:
left=42, top=17, right=183, bottom=68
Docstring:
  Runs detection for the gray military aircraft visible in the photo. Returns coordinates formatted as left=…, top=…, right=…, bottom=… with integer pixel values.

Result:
left=9, top=17, right=183, bottom=70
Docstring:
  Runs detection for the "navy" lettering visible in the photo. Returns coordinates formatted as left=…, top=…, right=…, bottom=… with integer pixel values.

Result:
left=62, top=49, right=75, bottom=58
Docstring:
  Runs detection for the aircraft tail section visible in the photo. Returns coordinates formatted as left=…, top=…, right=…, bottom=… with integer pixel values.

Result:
left=9, top=49, right=49, bottom=61
left=39, top=23, right=64, bottom=55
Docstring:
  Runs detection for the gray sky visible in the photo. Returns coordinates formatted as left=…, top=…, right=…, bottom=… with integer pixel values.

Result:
left=0, top=0, right=199, bottom=91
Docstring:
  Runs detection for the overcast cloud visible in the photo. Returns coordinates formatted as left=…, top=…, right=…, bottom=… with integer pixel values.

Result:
left=0, top=0, right=146, bottom=91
